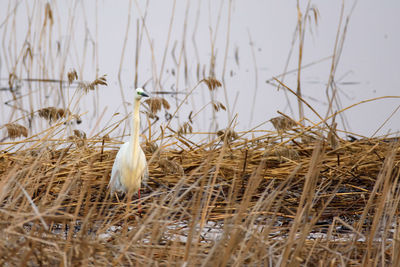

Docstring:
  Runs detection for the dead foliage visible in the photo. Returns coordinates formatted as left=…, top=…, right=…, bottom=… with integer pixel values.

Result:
left=0, top=128, right=399, bottom=266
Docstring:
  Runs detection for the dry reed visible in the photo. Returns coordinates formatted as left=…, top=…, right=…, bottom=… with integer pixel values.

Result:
left=0, top=125, right=399, bottom=266
left=0, top=1, right=397, bottom=266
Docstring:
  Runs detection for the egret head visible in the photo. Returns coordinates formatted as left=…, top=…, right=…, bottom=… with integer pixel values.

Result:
left=135, top=88, right=149, bottom=100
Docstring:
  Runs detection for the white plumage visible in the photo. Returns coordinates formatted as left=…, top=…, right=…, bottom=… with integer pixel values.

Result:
left=109, top=88, right=149, bottom=196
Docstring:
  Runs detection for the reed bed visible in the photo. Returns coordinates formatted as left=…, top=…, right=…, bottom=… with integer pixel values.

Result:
left=1, top=1, right=399, bottom=266
left=0, top=122, right=399, bottom=266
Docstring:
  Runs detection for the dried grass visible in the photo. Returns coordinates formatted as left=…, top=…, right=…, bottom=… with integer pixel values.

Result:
left=0, top=126, right=399, bottom=266
left=0, top=2, right=398, bottom=266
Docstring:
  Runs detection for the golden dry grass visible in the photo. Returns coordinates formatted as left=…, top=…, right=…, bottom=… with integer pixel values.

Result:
left=0, top=124, right=399, bottom=266
left=1, top=2, right=399, bottom=266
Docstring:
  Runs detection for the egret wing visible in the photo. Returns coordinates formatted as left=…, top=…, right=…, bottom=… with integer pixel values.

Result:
left=109, top=142, right=129, bottom=193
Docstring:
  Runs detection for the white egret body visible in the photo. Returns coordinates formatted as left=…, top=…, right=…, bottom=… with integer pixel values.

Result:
left=109, top=88, right=149, bottom=196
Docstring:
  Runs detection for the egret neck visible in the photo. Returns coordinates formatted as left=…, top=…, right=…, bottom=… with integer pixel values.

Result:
left=130, top=97, right=142, bottom=190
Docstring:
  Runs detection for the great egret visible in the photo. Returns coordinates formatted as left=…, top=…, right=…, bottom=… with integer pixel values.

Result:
left=109, top=87, right=149, bottom=201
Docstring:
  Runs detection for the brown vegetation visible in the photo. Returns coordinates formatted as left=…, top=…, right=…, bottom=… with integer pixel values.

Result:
left=0, top=126, right=399, bottom=266
left=1, top=1, right=399, bottom=266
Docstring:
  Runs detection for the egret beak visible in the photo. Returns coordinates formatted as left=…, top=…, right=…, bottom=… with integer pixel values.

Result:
left=141, top=92, right=149, bottom=97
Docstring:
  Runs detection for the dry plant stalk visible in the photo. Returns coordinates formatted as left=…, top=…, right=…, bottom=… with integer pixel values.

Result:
left=327, top=122, right=338, bottom=149
left=4, top=123, right=28, bottom=139
left=44, top=3, right=53, bottom=26
left=8, top=73, right=18, bottom=89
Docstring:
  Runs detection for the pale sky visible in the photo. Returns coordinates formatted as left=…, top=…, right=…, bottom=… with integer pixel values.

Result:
left=1, top=0, right=399, bottom=140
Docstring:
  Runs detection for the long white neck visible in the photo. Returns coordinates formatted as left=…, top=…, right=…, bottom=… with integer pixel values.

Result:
left=131, top=98, right=141, bottom=157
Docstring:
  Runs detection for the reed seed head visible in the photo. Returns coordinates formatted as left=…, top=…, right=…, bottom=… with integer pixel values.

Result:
left=202, top=77, right=222, bottom=91
left=38, top=107, right=71, bottom=122
left=67, top=69, right=78, bottom=84
left=79, top=74, right=107, bottom=93
left=212, top=101, right=226, bottom=112
left=217, top=129, right=238, bottom=141
left=158, top=157, right=184, bottom=175
left=270, top=115, right=297, bottom=133
left=178, top=122, right=193, bottom=135
left=144, top=98, right=171, bottom=114
left=73, top=129, right=87, bottom=139
left=4, top=123, right=28, bottom=139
